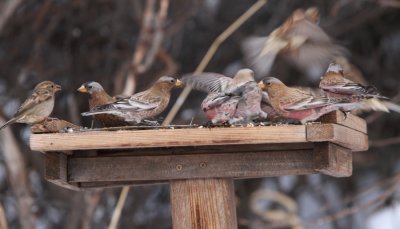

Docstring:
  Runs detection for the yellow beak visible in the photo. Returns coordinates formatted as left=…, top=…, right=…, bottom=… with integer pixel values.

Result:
left=77, top=85, right=87, bottom=93
left=175, top=79, right=183, bottom=87
left=257, top=81, right=266, bottom=90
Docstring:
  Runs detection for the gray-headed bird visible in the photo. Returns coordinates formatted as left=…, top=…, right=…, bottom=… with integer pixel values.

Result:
left=81, top=76, right=182, bottom=124
left=78, top=82, right=130, bottom=127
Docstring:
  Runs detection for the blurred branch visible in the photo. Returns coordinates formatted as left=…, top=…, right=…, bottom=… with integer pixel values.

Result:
left=0, top=116, right=36, bottom=229
left=111, top=0, right=170, bottom=227
left=0, top=201, right=8, bottom=229
left=122, top=0, right=170, bottom=95
left=162, top=0, right=268, bottom=125
left=305, top=172, right=400, bottom=227
left=108, top=186, right=129, bottom=229
left=0, top=0, right=23, bottom=33
left=370, top=135, right=400, bottom=147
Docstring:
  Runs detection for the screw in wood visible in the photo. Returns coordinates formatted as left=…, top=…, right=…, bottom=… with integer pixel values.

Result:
left=176, top=164, right=183, bottom=171
left=199, top=162, right=207, bottom=168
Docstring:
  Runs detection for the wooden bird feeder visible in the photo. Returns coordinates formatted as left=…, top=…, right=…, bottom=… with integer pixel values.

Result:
left=29, top=110, right=368, bottom=229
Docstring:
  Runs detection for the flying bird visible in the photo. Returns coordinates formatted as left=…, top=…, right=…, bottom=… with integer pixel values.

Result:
left=242, top=7, right=346, bottom=81
left=0, top=81, right=61, bottom=130
left=81, top=76, right=182, bottom=124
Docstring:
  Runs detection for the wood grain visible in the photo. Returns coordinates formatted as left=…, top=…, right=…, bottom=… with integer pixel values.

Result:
left=313, top=143, right=352, bottom=177
left=68, top=149, right=317, bottom=183
left=170, top=179, right=237, bottom=229
left=45, top=152, right=80, bottom=191
left=30, top=125, right=306, bottom=151
left=318, top=111, right=367, bottom=134
left=306, top=124, right=368, bottom=151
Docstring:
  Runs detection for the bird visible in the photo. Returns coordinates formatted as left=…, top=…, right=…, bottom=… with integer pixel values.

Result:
left=242, top=7, right=347, bottom=81
left=182, top=68, right=268, bottom=124
left=320, top=63, right=387, bottom=99
left=81, top=76, right=182, bottom=125
left=77, top=81, right=130, bottom=127
left=319, top=63, right=399, bottom=113
left=257, top=77, right=347, bottom=123
left=0, top=81, right=61, bottom=131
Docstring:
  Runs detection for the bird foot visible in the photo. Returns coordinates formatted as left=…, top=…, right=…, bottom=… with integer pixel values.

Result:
left=340, top=110, right=348, bottom=120
left=141, top=120, right=161, bottom=126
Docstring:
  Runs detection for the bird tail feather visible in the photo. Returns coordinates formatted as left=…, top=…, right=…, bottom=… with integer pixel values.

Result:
left=81, top=110, right=115, bottom=116
left=0, top=117, right=18, bottom=131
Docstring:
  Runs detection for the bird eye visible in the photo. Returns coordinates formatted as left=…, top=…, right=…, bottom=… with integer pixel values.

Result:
left=88, top=85, right=93, bottom=89
left=266, top=82, right=272, bottom=86
left=170, top=79, right=175, bottom=83
left=51, top=85, right=54, bottom=88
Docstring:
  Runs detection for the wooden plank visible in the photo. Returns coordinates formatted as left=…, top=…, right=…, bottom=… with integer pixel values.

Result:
left=68, top=150, right=317, bottom=183
left=44, top=152, right=80, bottom=191
left=91, top=143, right=314, bottom=157
left=30, top=125, right=307, bottom=151
left=318, top=111, right=367, bottom=134
left=306, top=124, right=368, bottom=152
left=170, top=178, right=237, bottom=229
left=313, top=143, right=352, bottom=177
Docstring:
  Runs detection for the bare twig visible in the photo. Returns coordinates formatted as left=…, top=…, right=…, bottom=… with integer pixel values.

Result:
left=162, top=0, right=268, bottom=125
left=370, top=135, right=400, bottom=147
left=0, top=116, right=37, bottom=229
left=108, top=186, right=129, bottom=229
left=305, top=173, right=400, bottom=226
left=122, top=0, right=170, bottom=95
left=0, top=0, right=23, bottom=33
left=0, top=201, right=8, bottom=229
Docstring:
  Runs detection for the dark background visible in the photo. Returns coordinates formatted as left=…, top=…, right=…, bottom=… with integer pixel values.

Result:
left=0, top=0, right=400, bottom=228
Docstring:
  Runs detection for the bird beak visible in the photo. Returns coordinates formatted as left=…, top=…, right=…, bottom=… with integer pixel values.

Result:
left=175, top=79, right=183, bottom=88
left=77, top=85, right=87, bottom=93
left=55, top=84, right=62, bottom=92
left=258, top=81, right=266, bottom=90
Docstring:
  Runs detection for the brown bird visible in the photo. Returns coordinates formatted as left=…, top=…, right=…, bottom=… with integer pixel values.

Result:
left=242, top=7, right=346, bottom=81
left=81, top=76, right=182, bottom=124
left=319, top=63, right=400, bottom=113
left=258, top=77, right=346, bottom=123
left=77, top=81, right=130, bottom=127
left=0, top=81, right=61, bottom=130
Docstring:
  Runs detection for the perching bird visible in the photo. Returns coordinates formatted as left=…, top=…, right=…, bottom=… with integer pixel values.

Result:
left=182, top=68, right=267, bottom=124
left=81, top=76, right=182, bottom=124
left=319, top=63, right=400, bottom=113
left=0, top=81, right=61, bottom=130
left=320, top=63, right=387, bottom=99
left=78, top=82, right=130, bottom=127
left=242, top=7, right=346, bottom=81
left=201, top=92, right=241, bottom=124
left=258, top=77, right=346, bottom=123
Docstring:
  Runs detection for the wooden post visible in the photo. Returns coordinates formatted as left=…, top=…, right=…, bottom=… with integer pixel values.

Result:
left=170, top=178, right=237, bottom=229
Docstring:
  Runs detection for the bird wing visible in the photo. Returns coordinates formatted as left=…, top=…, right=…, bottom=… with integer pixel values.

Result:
left=282, top=89, right=331, bottom=111
left=181, top=73, right=232, bottom=93
left=283, top=96, right=330, bottom=111
left=286, top=20, right=331, bottom=44
left=14, top=88, right=53, bottom=117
